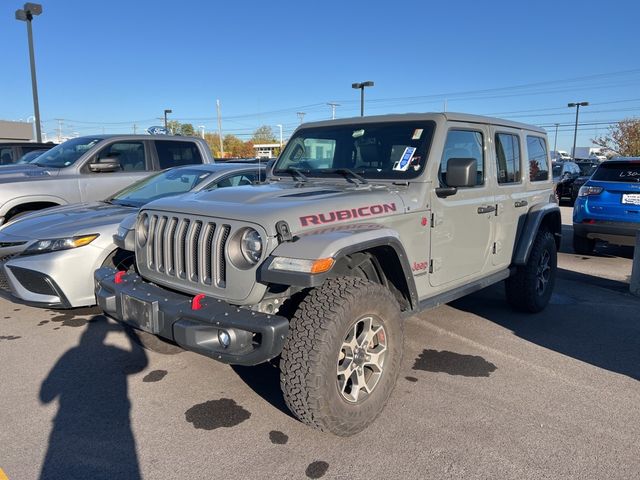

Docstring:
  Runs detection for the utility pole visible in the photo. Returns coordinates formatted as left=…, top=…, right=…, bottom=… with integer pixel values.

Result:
left=55, top=118, right=63, bottom=142
left=553, top=123, right=559, bottom=154
left=133, top=123, right=137, bottom=134
left=443, top=99, right=448, bottom=112
left=216, top=99, right=224, bottom=158
left=276, top=124, right=283, bottom=148
left=327, top=102, right=340, bottom=120
left=15, top=3, right=43, bottom=142
left=568, top=102, right=589, bottom=159
left=297, top=111, right=306, bottom=124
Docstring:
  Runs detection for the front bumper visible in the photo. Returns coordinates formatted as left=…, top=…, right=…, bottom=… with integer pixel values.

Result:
left=1, top=246, right=105, bottom=308
left=573, top=220, right=640, bottom=246
left=94, top=267, right=289, bottom=366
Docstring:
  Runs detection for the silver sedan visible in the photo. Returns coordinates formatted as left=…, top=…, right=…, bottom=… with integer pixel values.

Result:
left=0, top=163, right=265, bottom=308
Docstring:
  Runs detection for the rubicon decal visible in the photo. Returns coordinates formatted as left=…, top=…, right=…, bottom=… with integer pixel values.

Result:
left=300, top=203, right=397, bottom=226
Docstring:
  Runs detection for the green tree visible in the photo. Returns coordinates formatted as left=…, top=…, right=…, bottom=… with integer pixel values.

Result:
left=204, top=132, right=223, bottom=157
left=166, top=120, right=197, bottom=136
left=593, top=118, right=640, bottom=157
left=251, top=125, right=276, bottom=144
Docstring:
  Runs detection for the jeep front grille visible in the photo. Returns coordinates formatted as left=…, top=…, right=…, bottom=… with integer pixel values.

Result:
left=145, top=214, right=230, bottom=288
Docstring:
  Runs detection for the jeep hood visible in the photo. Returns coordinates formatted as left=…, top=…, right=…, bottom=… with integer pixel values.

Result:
left=142, top=182, right=405, bottom=236
left=0, top=202, right=135, bottom=240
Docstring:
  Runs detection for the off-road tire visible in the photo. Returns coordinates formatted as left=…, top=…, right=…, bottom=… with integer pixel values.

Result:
left=505, top=229, right=557, bottom=313
left=280, top=276, right=403, bottom=436
left=573, top=233, right=595, bottom=255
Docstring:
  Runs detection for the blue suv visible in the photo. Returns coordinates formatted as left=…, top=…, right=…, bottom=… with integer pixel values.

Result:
left=573, top=158, right=640, bottom=254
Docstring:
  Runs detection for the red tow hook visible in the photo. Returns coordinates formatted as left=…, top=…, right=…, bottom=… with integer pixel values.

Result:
left=191, top=293, right=206, bottom=311
left=114, top=271, right=127, bottom=284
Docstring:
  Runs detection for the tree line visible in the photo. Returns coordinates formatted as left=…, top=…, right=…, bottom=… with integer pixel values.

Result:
left=166, top=121, right=281, bottom=158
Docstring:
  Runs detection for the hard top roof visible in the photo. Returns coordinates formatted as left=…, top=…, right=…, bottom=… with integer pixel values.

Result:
left=300, top=112, right=546, bottom=134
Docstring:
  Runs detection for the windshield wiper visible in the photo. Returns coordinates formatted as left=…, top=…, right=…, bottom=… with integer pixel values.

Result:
left=322, top=168, right=368, bottom=185
left=284, top=167, right=308, bottom=183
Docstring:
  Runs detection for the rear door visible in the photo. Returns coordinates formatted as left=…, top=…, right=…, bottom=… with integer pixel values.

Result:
left=492, top=128, right=526, bottom=267
left=429, top=124, right=495, bottom=286
left=78, top=140, right=153, bottom=202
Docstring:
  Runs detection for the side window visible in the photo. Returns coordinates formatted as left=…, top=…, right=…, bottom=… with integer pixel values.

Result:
left=212, top=172, right=258, bottom=189
left=495, top=133, right=521, bottom=184
left=0, top=147, right=14, bottom=165
left=439, top=130, right=484, bottom=187
left=97, top=141, right=147, bottom=172
left=526, top=136, right=550, bottom=182
left=155, top=141, right=203, bottom=169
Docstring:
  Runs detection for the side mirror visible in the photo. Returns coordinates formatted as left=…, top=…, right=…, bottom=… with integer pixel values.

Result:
left=446, top=158, right=478, bottom=188
left=89, top=157, right=121, bottom=173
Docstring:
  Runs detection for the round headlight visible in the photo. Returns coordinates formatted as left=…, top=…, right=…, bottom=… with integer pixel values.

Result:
left=136, top=213, right=150, bottom=247
left=240, top=228, right=263, bottom=264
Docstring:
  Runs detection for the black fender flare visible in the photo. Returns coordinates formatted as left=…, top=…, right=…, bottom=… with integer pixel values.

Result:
left=512, top=203, right=561, bottom=266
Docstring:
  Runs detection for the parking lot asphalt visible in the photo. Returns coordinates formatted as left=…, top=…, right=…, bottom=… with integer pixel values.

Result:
left=1, top=206, right=639, bottom=480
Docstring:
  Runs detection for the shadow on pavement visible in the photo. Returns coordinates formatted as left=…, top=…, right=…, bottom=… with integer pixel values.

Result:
left=39, top=316, right=148, bottom=480
left=450, top=272, right=640, bottom=381
left=231, top=359, right=295, bottom=419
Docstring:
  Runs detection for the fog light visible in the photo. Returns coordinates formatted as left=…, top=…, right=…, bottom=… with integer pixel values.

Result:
left=218, top=330, right=231, bottom=348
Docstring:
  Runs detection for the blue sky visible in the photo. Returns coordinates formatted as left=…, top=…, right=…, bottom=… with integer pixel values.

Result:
left=2, top=0, right=640, bottom=149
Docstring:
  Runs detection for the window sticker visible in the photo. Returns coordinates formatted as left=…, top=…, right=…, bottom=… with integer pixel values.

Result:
left=393, top=146, right=416, bottom=171
left=412, top=129, right=423, bottom=140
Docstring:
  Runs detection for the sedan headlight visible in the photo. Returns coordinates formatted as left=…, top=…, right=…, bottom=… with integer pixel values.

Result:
left=21, top=234, right=99, bottom=256
left=228, top=227, right=263, bottom=269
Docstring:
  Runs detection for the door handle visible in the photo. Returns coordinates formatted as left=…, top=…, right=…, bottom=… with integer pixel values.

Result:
left=477, top=205, right=496, bottom=214
left=514, top=200, right=528, bottom=208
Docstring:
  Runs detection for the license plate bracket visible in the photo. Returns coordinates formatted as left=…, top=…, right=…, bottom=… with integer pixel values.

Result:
left=622, top=193, right=640, bottom=205
left=121, top=294, right=159, bottom=333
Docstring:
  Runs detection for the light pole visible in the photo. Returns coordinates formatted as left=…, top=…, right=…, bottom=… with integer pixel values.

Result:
left=276, top=124, right=283, bottom=148
left=568, top=102, right=588, bottom=159
left=553, top=123, right=559, bottom=156
left=198, top=125, right=205, bottom=139
left=15, top=3, right=43, bottom=143
left=163, top=109, right=172, bottom=131
left=352, top=81, right=374, bottom=116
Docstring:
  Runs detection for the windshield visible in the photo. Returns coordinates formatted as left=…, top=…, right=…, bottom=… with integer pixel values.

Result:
left=33, top=137, right=103, bottom=168
left=591, top=162, right=640, bottom=183
left=274, top=121, right=435, bottom=180
left=109, top=168, right=214, bottom=207
left=16, top=150, right=48, bottom=164
left=577, top=163, right=597, bottom=176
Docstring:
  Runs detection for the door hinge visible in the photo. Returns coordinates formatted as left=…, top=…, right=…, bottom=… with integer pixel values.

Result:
left=429, top=258, right=442, bottom=273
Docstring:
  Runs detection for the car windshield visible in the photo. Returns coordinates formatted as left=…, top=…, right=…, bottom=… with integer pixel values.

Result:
left=16, top=150, right=48, bottom=164
left=591, top=162, right=640, bottom=183
left=32, top=137, right=103, bottom=168
left=273, top=121, right=436, bottom=180
left=108, top=168, right=214, bottom=207
left=577, top=163, right=597, bottom=176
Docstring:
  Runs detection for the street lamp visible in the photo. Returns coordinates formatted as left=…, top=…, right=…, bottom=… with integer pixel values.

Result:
left=198, top=125, right=205, bottom=139
left=276, top=124, right=283, bottom=148
left=15, top=3, right=43, bottom=143
left=568, top=102, right=589, bottom=159
left=352, top=81, right=374, bottom=116
left=163, top=109, right=172, bottom=131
